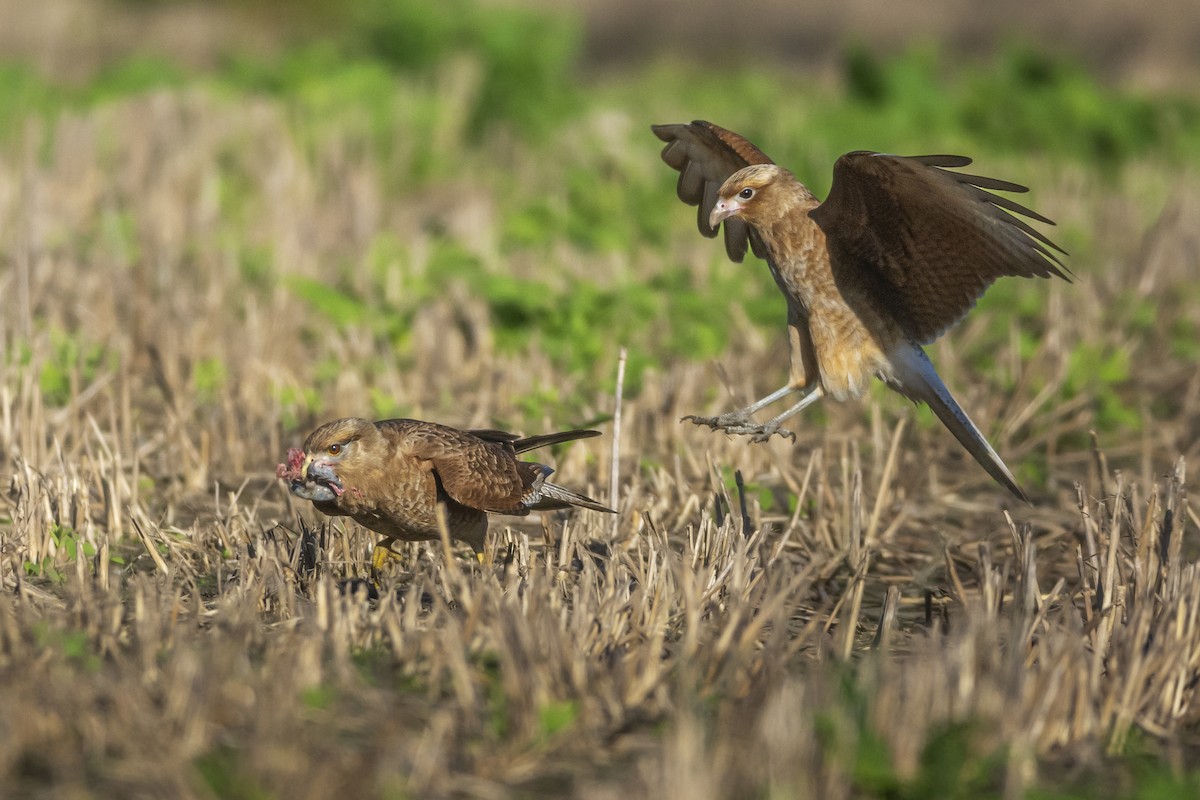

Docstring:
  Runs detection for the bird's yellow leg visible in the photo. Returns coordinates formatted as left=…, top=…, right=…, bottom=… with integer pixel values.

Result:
left=369, top=538, right=403, bottom=575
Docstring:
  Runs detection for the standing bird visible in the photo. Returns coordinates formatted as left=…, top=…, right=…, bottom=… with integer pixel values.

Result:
left=652, top=121, right=1069, bottom=501
left=277, top=418, right=613, bottom=569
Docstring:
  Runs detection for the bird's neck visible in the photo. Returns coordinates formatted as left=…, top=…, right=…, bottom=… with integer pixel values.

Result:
left=751, top=183, right=825, bottom=287
left=751, top=178, right=819, bottom=236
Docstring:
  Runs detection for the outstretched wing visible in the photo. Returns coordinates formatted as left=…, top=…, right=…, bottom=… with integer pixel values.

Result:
left=652, top=120, right=774, bottom=262
left=809, top=152, right=1070, bottom=344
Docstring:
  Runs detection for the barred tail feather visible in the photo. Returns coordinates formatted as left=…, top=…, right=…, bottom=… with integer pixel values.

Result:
left=531, top=482, right=615, bottom=514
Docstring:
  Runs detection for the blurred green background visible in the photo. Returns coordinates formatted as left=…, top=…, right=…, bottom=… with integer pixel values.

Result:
left=3, top=0, right=1198, bottom=442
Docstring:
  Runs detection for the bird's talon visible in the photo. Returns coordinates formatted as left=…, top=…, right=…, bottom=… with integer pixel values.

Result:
left=682, top=413, right=756, bottom=431
left=683, top=412, right=795, bottom=443
left=748, top=426, right=796, bottom=444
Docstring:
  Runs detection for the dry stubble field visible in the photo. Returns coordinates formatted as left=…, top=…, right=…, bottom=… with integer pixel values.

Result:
left=2, top=7, right=1200, bottom=799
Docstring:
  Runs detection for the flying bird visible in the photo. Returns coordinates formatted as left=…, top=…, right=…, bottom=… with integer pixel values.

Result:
left=652, top=120, right=1069, bottom=500
left=277, top=418, right=613, bottom=569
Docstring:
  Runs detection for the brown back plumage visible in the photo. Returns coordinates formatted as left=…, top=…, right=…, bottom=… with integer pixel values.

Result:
left=290, top=417, right=612, bottom=554
left=375, top=419, right=609, bottom=515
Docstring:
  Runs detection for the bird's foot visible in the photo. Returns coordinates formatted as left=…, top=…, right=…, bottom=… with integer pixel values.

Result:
left=681, top=412, right=796, bottom=443
left=369, top=542, right=405, bottom=581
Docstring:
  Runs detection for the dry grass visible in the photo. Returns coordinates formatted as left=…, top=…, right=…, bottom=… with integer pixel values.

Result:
left=1, top=70, right=1199, bottom=798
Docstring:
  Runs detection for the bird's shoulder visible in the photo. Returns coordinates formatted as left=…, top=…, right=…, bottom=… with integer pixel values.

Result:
left=372, top=418, right=516, bottom=467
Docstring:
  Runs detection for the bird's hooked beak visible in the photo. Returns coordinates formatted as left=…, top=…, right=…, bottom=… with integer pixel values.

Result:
left=276, top=448, right=344, bottom=503
left=302, top=453, right=345, bottom=497
left=709, top=197, right=742, bottom=229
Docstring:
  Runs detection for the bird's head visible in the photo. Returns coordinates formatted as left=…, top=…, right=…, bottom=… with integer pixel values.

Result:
left=709, top=164, right=793, bottom=229
left=277, top=417, right=377, bottom=504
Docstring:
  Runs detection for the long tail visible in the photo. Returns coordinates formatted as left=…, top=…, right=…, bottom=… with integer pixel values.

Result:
left=516, top=460, right=615, bottom=514
left=890, top=345, right=1028, bottom=502
left=511, top=429, right=602, bottom=454
left=534, top=482, right=615, bottom=513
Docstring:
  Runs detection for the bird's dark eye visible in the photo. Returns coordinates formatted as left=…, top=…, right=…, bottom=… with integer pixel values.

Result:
left=328, top=443, right=342, bottom=456
left=738, top=187, right=755, bottom=200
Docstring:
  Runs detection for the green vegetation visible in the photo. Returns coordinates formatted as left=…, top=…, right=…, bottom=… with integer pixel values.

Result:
left=142, top=30, right=1200, bottom=420
left=1, top=2, right=1194, bottom=425
left=840, top=43, right=1197, bottom=166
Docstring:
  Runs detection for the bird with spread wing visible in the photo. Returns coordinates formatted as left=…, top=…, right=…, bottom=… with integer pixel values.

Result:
left=277, top=418, right=613, bottom=569
left=652, top=121, right=1069, bottom=500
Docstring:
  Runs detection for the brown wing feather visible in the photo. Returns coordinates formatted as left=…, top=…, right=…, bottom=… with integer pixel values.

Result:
left=652, top=120, right=774, bottom=262
left=386, top=421, right=602, bottom=515
left=465, top=428, right=600, bottom=453
left=379, top=420, right=529, bottom=514
left=510, top=429, right=601, bottom=454
left=809, top=152, right=1070, bottom=344
left=464, top=428, right=521, bottom=445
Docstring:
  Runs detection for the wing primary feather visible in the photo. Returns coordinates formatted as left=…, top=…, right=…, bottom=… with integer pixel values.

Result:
left=699, top=181, right=721, bottom=237
left=990, top=207, right=1071, bottom=267
left=987, top=199, right=1063, bottom=238
left=724, top=219, right=750, bottom=262
left=677, top=160, right=704, bottom=204
left=890, top=346, right=1029, bottom=502
left=748, top=229, right=768, bottom=261
left=954, top=172, right=1031, bottom=194
left=655, top=139, right=689, bottom=171
left=913, top=154, right=973, bottom=168
left=511, top=429, right=601, bottom=453
left=651, top=123, right=680, bottom=146
left=977, top=191, right=1056, bottom=224
left=465, top=428, right=521, bottom=444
